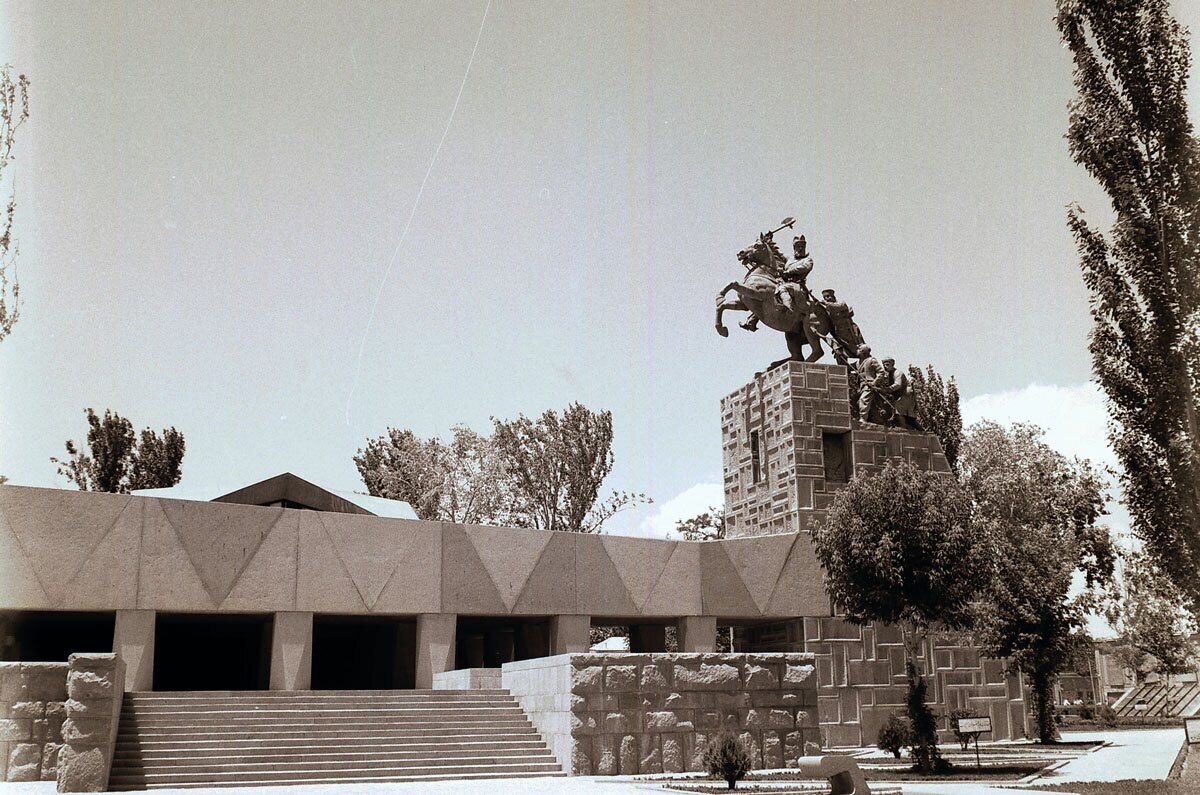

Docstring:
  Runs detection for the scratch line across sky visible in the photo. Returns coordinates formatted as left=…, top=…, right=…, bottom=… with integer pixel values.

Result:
left=344, top=0, right=492, bottom=426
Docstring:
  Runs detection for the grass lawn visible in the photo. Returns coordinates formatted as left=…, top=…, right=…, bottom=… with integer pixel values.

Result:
left=860, top=761, right=1047, bottom=781
left=1035, top=782, right=1200, bottom=794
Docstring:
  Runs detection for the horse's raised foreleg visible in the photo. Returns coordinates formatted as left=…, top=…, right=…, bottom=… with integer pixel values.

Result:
left=715, top=294, right=747, bottom=338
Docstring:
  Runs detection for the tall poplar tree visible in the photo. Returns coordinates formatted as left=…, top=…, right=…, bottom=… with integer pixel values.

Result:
left=1058, top=0, right=1200, bottom=605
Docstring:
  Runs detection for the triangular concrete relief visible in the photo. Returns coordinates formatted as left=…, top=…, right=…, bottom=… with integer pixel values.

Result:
left=320, top=512, right=419, bottom=610
left=2, top=488, right=130, bottom=607
left=575, top=534, right=638, bottom=617
left=602, top=536, right=676, bottom=612
left=511, top=532, right=576, bottom=615
left=440, top=523, right=507, bottom=614
left=137, top=499, right=214, bottom=610
left=463, top=524, right=552, bottom=611
left=721, top=534, right=796, bottom=613
left=642, top=542, right=702, bottom=616
left=295, top=512, right=368, bottom=613
left=0, top=494, right=53, bottom=608
left=765, top=533, right=830, bottom=618
left=373, top=520, right=442, bottom=614
left=160, top=500, right=282, bottom=607
left=221, top=511, right=300, bottom=611
left=60, top=497, right=143, bottom=610
left=699, top=542, right=761, bottom=617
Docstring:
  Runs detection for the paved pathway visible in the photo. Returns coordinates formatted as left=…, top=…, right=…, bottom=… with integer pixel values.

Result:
left=0, top=729, right=1185, bottom=794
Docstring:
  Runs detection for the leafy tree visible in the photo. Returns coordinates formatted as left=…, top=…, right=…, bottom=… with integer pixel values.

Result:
left=53, top=408, right=185, bottom=493
left=877, top=713, right=913, bottom=759
left=0, top=65, right=29, bottom=343
left=675, top=505, right=726, bottom=541
left=906, top=365, right=963, bottom=472
left=491, top=402, right=650, bottom=533
left=702, top=731, right=752, bottom=790
left=961, top=421, right=1115, bottom=743
left=354, top=425, right=516, bottom=524
left=1111, top=643, right=1150, bottom=686
left=1058, top=0, right=1200, bottom=607
left=1110, top=550, right=1197, bottom=688
left=356, top=403, right=649, bottom=532
left=814, top=459, right=987, bottom=772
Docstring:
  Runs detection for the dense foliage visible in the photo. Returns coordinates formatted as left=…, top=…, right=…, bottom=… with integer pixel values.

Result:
left=0, top=65, right=29, bottom=343
left=814, top=459, right=987, bottom=772
left=356, top=403, right=648, bottom=532
left=1058, top=0, right=1200, bottom=608
left=674, top=505, right=726, bottom=541
left=877, top=713, right=912, bottom=759
left=906, top=365, right=963, bottom=472
left=53, top=408, right=185, bottom=493
left=702, top=731, right=752, bottom=790
left=1109, top=550, right=1197, bottom=686
left=960, top=421, right=1115, bottom=743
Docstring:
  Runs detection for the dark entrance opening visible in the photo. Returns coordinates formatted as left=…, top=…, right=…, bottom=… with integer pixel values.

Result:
left=455, top=617, right=550, bottom=669
left=0, top=611, right=114, bottom=661
left=153, top=613, right=272, bottom=691
left=311, top=615, right=415, bottom=690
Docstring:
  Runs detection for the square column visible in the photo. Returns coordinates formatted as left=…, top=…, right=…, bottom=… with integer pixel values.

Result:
left=677, top=616, right=718, bottom=653
left=416, top=613, right=456, bottom=689
left=270, top=611, right=313, bottom=690
left=113, top=609, right=155, bottom=691
left=550, top=615, right=591, bottom=654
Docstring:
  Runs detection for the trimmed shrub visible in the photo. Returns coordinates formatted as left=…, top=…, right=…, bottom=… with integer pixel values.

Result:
left=703, top=731, right=753, bottom=790
left=947, top=708, right=973, bottom=751
left=1095, top=703, right=1118, bottom=728
left=877, top=713, right=913, bottom=759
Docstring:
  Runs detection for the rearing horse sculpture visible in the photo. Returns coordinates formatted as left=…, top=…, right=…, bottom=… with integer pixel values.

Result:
left=715, top=233, right=836, bottom=364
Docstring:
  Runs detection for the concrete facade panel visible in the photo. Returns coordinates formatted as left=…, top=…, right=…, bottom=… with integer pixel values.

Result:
left=641, top=543, right=701, bottom=617
left=440, top=523, right=507, bottom=615
left=721, top=534, right=796, bottom=613
left=601, top=536, right=676, bottom=613
left=0, top=498, right=52, bottom=609
left=372, top=519, right=442, bottom=614
left=136, top=500, right=215, bottom=611
left=575, top=535, right=638, bottom=617
left=158, top=499, right=283, bottom=606
left=764, top=534, right=829, bottom=618
left=220, top=512, right=299, bottom=611
left=57, top=500, right=142, bottom=611
left=319, top=512, right=426, bottom=610
left=699, top=543, right=759, bottom=617
left=295, top=512, right=368, bottom=613
left=463, top=524, right=552, bottom=611
left=512, top=532, right=577, bottom=615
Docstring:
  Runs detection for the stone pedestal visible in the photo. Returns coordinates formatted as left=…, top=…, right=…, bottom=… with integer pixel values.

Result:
left=112, top=610, right=155, bottom=692
left=415, top=613, right=456, bottom=689
left=550, top=615, right=592, bottom=655
left=676, top=616, right=717, bottom=652
left=269, top=612, right=313, bottom=690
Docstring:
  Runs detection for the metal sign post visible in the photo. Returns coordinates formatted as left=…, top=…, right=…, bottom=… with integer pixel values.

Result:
left=956, top=716, right=993, bottom=768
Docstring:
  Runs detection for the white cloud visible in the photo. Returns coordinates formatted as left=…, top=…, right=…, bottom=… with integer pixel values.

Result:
left=603, top=481, right=724, bottom=539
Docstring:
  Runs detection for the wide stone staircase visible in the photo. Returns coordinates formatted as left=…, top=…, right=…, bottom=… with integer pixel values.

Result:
left=109, top=689, right=564, bottom=790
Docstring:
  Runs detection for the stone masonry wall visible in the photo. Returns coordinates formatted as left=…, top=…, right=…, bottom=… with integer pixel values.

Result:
left=738, top=618, right=1026, bottom=746
left=504, top=652, right=820, bottom=775
left=721, top=361, right=950, bottom=537
left=0, top=662, right=68, bottom=782
left=58, top=653, right=124, bottom=792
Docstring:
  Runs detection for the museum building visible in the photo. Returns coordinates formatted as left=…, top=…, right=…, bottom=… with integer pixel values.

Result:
left=0, top=361, right=1025, bottom=786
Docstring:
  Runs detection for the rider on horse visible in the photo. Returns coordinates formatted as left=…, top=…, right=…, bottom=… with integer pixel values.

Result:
left=740, top=235, right=815, bottom=332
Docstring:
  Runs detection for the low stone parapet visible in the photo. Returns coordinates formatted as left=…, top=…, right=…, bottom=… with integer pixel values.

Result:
left=432, top=668, right=502, bottom=690
left=57, top=653, right=124, bottom=792
left=502, top=652, right=819, bottom=775
left=0, top=661, right=69, bottom=782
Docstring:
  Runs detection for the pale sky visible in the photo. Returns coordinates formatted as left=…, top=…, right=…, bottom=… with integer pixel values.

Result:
left=2, top=2, right=1198, bottom=540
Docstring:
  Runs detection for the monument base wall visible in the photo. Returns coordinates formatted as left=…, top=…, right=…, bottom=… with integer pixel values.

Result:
left=502, top=652, right=820, bottom=775
left=737, top=619, right=1025, bottom=746
left=0, top=662, right=68, bottom=782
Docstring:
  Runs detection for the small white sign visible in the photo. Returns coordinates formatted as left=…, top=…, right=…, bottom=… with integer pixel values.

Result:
left=956, top=716, right=992, bottom=735
left=1185, top=717, right=1200, bottom=744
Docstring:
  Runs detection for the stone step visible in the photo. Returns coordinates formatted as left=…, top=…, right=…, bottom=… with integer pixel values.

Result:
left=115, top=742, right=552, bottom=763
left=121, top=707, right=526, bottom=722
left=108, top=770, right=565, bottom=791
left=112, top=751, right=560, bottom=773
left=115, top=731, right=544, bottom=750
left=122, top=698, right=518, bottom=711
left=125, top=689, right=509, bottom=701
left=119, top=718, right=532, bottom=734
left=109, top=760, right=565, bottom=786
